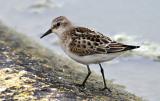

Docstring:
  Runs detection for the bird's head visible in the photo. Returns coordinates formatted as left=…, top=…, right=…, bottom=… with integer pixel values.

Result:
left=40, top=16, right=73, bottom=38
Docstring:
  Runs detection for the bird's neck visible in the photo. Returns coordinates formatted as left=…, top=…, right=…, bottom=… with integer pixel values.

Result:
left=55, top=26, right=74, bottom=39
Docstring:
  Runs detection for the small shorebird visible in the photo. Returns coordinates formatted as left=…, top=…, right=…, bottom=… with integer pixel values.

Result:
left=40, top=16, right=140, bottom=91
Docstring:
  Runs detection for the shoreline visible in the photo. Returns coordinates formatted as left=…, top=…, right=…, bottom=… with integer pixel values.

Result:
left=0, top=21, right=143, bottom=101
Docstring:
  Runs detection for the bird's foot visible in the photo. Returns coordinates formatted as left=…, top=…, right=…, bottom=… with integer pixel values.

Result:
left=75, top=83, right=85, bottom=88
left=100, top=87, right=112, bottom=92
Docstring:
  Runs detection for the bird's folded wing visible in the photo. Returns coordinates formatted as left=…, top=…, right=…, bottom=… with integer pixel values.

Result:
left=107, top=42, right=127, bottom=53
left=68, top=27, right=133, bottom=56
left=107, top=42, right=139, bottom=53
left=68, top=27, right=111, bottom=56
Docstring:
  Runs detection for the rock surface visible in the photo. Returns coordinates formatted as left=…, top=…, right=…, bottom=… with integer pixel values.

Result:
left=0, top=21, right=143, bottom=101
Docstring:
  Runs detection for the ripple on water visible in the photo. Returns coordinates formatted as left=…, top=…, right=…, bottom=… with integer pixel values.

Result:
left=113, top=33, right=160, bottom=62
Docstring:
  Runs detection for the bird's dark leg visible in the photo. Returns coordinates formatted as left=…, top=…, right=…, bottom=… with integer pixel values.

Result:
left=99, top=63, right=111, bottom=92
left=81, top=65, right=91, bottom=87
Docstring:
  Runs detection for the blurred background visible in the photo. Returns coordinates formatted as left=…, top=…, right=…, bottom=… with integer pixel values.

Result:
left=0, top=0, right=160, bottom=101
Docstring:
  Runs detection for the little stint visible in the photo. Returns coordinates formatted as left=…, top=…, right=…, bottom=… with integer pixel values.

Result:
left=40, top=16, right=140, bottom=91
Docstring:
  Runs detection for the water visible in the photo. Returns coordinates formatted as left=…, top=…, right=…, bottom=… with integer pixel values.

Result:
left=0, top=0, right=160, bottom=100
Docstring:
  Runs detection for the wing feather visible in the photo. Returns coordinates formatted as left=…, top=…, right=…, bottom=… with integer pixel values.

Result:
left=68, top=27, right=139, bottom=56
left=107, top=42, right=140, bottom=53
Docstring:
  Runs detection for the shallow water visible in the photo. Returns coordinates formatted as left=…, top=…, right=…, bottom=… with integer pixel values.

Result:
left=0, top=0, right=160, bottom=100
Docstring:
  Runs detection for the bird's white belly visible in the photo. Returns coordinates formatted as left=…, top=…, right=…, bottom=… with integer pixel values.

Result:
left=64, top=49, right=122, bottom=65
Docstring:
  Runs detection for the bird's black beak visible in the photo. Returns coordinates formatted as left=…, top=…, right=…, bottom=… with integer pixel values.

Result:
left=40, top=29, right=52, bottom=39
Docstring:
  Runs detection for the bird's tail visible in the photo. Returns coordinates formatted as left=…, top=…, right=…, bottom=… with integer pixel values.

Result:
left=124, top=45, right=140, bottom=51
left=107, top=42, right=140, bottom=53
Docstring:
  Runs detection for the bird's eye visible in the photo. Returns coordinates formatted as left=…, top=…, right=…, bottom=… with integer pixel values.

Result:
left=57, top=23, right=60, bottom=27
